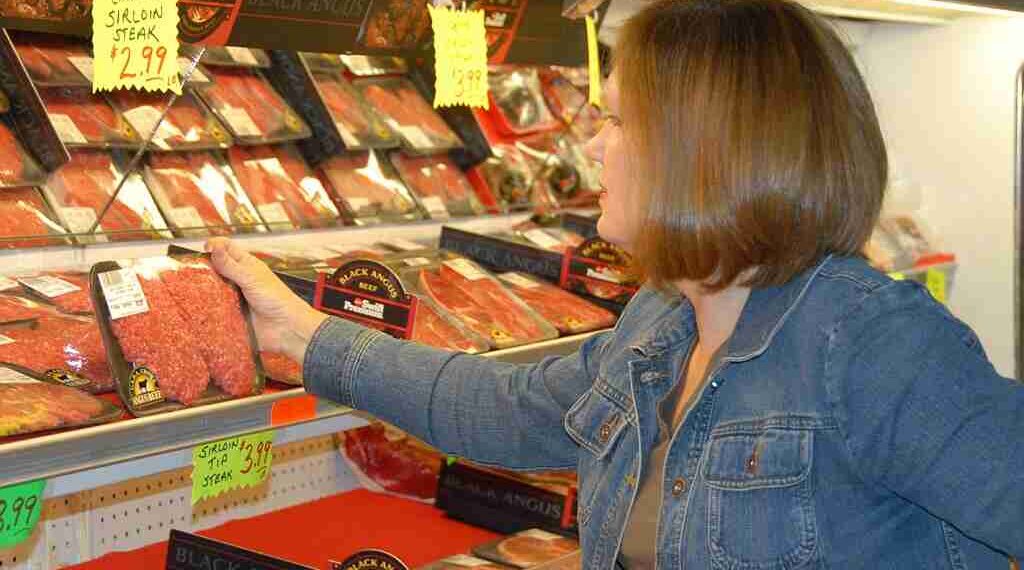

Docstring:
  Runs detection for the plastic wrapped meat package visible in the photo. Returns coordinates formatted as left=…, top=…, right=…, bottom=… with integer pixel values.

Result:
left=42, top=150, right=172, bottom=243
left=11, top=32, right=92, bottom=86
left=336, top=421, right=443, bottom=502
left=227, top=145, right=340, bottom=230
left=106, top=90, right=231, bottom=151
left=418, top=555, right=515, bottom=570
left=309, top=69, right=397, bottom=150
left=539, top=67, right=601, bottom=139
left=14, top=270, right=93, bottom=314
left=0, top=294, right=53, bottom=323
left=144, top=152, right=266, bottom=237
left=411, top=257, right=557, bottom=349
left=488, top=67, right=563, bottom=136
left=198, top=67, right=310, bottom=144
left=510, top=221, right=585, bottom=253
left=410, top=297, right=490, bottom=354
left=0, top=315, right=114, bottom=393
left=320, top=150, right=423, bottom=223
left=515, top=133, right=600, bottom=207
left=0, top=121, right=47, bottom=188
left=390, top=153, right=486, bottom=218
left=95, top=256, right=263, bottom=411
left=339, top=55, right=407, bottom=76
left=0, top=187, right=70, bottom=249
left=355, top=78, right=461, bottom=153
left=40, top=87, right=139, bottom=147
left=0, top=365, right=122, bottom=439
left=473, top=530, right=579, bottom=569
left=470, top=144, right=558, bottom=212
left=497, top=272, right=615, bottom=334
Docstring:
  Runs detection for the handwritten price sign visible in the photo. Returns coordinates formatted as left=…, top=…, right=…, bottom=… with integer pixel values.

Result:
left=91, top=0, right=181, bottom=93
left=0, top=480, right=45, bottom=549
left=191, top=431, right=275, bottom=504
left=428, top=5, right=489, bottom=109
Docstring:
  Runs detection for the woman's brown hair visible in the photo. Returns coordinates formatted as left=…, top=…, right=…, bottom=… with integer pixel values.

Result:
left=615, top=0, right=887, bottom=290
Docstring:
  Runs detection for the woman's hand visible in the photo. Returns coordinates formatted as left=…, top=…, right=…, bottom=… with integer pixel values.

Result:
left=205, top=237, right=328, bottom=363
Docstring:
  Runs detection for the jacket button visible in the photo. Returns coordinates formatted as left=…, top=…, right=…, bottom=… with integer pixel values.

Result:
left=671, top=478, right=687, bottom=496
left=598, top=424, right=612, bottom=443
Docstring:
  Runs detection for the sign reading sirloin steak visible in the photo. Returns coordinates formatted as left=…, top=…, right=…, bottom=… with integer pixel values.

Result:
left=314, top=259, right=418, bottom=339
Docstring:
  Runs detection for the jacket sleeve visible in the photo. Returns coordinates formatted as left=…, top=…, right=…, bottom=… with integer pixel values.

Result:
left=825, top=282, right=1024, bottom=557
left=302, top=317, right=611, bottom=471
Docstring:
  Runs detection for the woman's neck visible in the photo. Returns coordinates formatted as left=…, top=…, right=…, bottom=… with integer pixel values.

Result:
left=675, top=280, right=750, bottom=354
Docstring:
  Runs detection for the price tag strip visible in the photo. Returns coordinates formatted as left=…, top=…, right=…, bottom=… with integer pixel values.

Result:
left=91, top=0, right=181, bottom=93
left=18, top=275, right=81, bottom=299
left=192, top=430, right=275, bottom=504
left=428, top=5, right=489, bottom=108
left=0, top=479, right=46, bottom=549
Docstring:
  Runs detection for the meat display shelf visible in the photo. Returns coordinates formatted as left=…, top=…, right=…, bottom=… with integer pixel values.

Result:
left=0, top=330, right=600, bottom=491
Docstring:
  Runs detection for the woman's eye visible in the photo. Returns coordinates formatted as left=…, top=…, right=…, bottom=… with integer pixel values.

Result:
left=604, top=115, right=622, bottom=127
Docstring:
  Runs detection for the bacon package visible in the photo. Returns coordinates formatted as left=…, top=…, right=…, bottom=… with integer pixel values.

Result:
left=42, top=150, right=172, bottom=243
left=308, top=69, right=398, bottom=150
left=198, top=67, right=311, bottom=144
left=0, top=187, right=71, bottom=249
left=413, top=258, right=557, bottom=349
left=91, top=256, right=264, bottom=414
left=0, top=315, right=114, bottom=393
left=488, top=68, right=563, bottom=136
left=473, top=530, right=579, bottom=569
left=0, top=121, right=47, bottom=188
left=144, top=152, right=266, bottom=237
left=226, top=144, right=340, bottom=230
left=0, top=365, right=122, bottom=439
left=11, top=32, right=92, bottom=86
left=106, top=90, right=231, bottom=151
left=319, top=150, right=423, bottom=224
left=15, top=271, right=93, bottom=314
left=390, top=153, right=486, bottom=218
left=497, top=272, right=615, bottom=335
left=355, top=78, right=462, bottom=153
left=40, top=87, right=139, bottom=148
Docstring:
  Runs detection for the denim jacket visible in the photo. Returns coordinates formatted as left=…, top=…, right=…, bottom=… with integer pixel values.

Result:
left=304, top=255, right=1023, bottom=569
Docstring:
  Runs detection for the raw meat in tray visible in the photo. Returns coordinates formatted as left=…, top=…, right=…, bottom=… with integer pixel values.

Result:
left=391, top=153, right=485, bottom=218
left=498, top=272, right=615, bottom=334
left=0, top=187, right=69, bottom=249
left=356, top=78, right=461, bottom=152
left=40, top=87, right=138, bottom=146
left=320, top=150, right=422, bottom=222
left=199, top=67, right=309, bottom=143
left=0, top=366, right=121, bottom=438
left=107, top=90, right=231, bottom=151
left=0, top=121, right=47, bottom=188
left=227, top=145, right=339, bottom=230
left=0, top=315, right=114, bottom=392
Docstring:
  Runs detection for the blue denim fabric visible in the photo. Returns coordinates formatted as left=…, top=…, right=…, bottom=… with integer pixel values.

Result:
left=304, top=255, right=1023, bottom=569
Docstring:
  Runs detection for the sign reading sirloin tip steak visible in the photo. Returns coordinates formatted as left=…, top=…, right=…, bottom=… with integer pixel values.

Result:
left=92, top=0, right=182, bottom=93
left=313, top=260, right=418, bottom=340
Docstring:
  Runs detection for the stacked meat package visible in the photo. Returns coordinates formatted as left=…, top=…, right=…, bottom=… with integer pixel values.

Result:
left=391, top=153, right=486, bottom=218
left=353, top=77, right=462, bottom=153
left=0, top=187, right=70, bottom=248
left=0, top=364, right=121, bottom=438
left=91, top=255, right=264, bottom=414
left=106, top=90, right=232, bottom=151
left=198, top=67, right=311, bottom=145
left=320, top=150, right=423, bottom=224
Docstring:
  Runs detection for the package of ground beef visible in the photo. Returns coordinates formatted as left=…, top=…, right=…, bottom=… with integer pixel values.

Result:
left=0, top=364, right=122, bottom=439
left=0, top=293, right=54, bottom=323
left=90, top=255, right=264, bottom=414
left=0, top=315, right=114, bottom=393
left=15, top=270, right=93, bottom=314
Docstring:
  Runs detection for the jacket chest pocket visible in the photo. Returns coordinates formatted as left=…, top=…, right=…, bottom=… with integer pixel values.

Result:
left=564, top=384, right=631, bottom=527
left=703, top=427, right=818, bottom=570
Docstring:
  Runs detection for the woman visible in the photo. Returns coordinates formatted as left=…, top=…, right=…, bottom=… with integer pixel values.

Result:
left=208, top=0, right=1023, bottom=567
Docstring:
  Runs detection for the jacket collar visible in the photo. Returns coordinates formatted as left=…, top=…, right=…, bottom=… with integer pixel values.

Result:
left=631, top=255, right=834, bottom=362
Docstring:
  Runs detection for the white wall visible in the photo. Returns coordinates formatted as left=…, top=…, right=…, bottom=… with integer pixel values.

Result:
left=857, top=16, right=1024, bottom=377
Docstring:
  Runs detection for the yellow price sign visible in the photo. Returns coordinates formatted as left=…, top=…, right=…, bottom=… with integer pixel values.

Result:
left=586, top=15, right=602, bottom=107
left=926, top=268, right=947, bottom=304
left=92, top=0, right=181, bottom=94
left=191, top=430, right=274, bottom=504
left=429, top=4, right=489, bottom=109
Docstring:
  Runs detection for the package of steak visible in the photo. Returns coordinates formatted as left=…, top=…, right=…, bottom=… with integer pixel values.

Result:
left=41, top=150, right=172, bottom=243
left=90, top=255, right=265, bottom=415
left=319, top=150, right=424, bottom=224
left=354, top=77, right=462, bottom=154
left=0, top=187, right=71, bottom=249
left=39, top=86, right=140, bottom=148
left=197, top=67, right=311, bottom=145
left=514, top=134, right=600, bottom=208
left=185, top=45, right=272, bottom=68
left=487, top=67, right=563, bottom=137
left=417, top=555, right=514, bottom=570
left=105, top=90, right=232, bottom=152
left=337, top=420, right=444, bottom=503
left=473, top=530, right=579, bottom=569
left=226, top=144, right=341, bottom=231
left=0, top=293, right=54, bottom=323
left=538, top=68, right=601, bottom=140
left=144, top=152, right=267, bottom=237
left=340, top=55, right=408, bottom=77
left=0, top=364, right=122, bottom=439
left=0, top=119, right=47, bottom=189
left=390, top=152, right=486, bottom=219
left=14, top=270, right=93, bottom=314
left=510, top=224, right=585, bottom=254
left=497, top=272, right=615, bottom=335
left=405, top=257, right=557, bottom=350
left=309, top=68, right=398, bottom=150
left=0, top=315, right=115, bottom=393
left=467, top=144, right=559, bottom=214
left=9, top=31, right=92, bottom=87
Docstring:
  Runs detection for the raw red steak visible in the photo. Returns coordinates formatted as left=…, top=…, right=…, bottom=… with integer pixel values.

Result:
left=499, top=273, right=615, bottom=334
left=0, top=187, right=67, bottom=249
left=313, top=72, right=373, bottom=139
left=411, top=301, right=487, bottom=354
left=359, top=80, right=458, bottom=146
left=146, top=153, right=240, bottom=236
left=13, top=36, right=87, bottom=82
left=260, top=351, right=301, bottom=385
left=0, top=379, right=112, bottom=437
left=391, top=153, right=484, bottom=217
left=340, top=422, right=441, bottom=501
left=109, top=268, right=210, bottom=405
left=0, top=294, right=51, bottom=323
left=0, top=122, right=28, bottom=185
left=320, top=152, right=417, bottom=218
left=202, top=68, right=294, bottom=138
left=159, top=259, right=255, bottom=397
left=489, top=533, right=578, bottom=568
left=227, top=145, right=335, bottom=229
left=418, top=263, right=553, bottom=349
left=47, top=151, right=153, bottom=241
left=40, top=87, right=124, bottom=143
left=108, top=90, right=222, bottom=149
left=0, top=316, right=114, bottom=392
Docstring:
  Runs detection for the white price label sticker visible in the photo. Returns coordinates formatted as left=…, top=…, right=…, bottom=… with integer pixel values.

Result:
left=246, top=157, right=289, bottom=179
left=67, top=56, right=95, bottom=81
left=169, top=206, right=206, bottom=230
left=0, top=276, right=20, bottom=291
left=443, top=259, right=487, bottom=281
left=419, top=196, right=449, bottom=219
left=59, top=207, right=101, bottom=235
left=49, top=113, right=88, bottom=144
left=334, top=121, right=361, bottom=147
left=222, top=106, right=262, bottom=137
left=17, top=275, right=81, bottom=299
left=0, top=368, right=38, bottom=384
left=398, top=126, right=433, bottom=149
left=0, top=334, right=14, bottom=346
left=299, top=177, right=328, bottom=201
left=519, top=529, right=564, bottom=541
left=225, top=46, right=260, bottom=66
left=256, top=202, right=295, bottom=228
left=499, top=272, right=540, bottom=289
left=346, top=197, right=371, bottom=212
left=123, top=106, right=183, bottom=141
left=402, top=257, right=432, bottom=267
left=178, top=58, right=209, bottom=83
left=98, top=269, right=150, bottom=320
left=443, top=555, right=494, bottom=567
left=523, top=229, right=564, bottom=250
left=384, top=238, right=424, bottom=251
